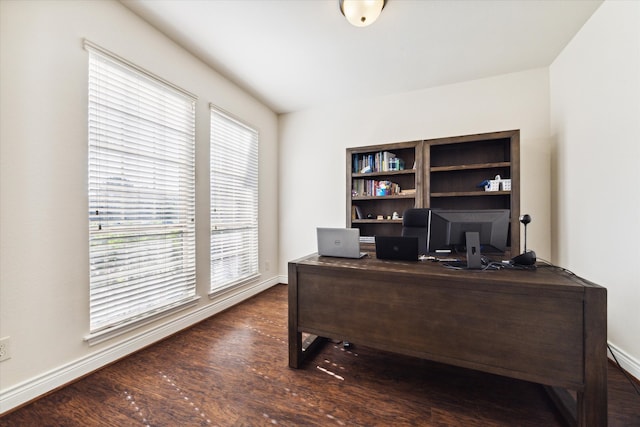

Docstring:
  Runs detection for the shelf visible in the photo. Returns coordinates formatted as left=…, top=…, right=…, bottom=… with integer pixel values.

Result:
left=431, top=191, right=511, bottom=198
left=352, top=219, right=402, bottom=224
left=430, top=162, right=510, bottom=173
left=353, top=194, right=415, bottom=201
left=352, top=169, right=416, bottom=178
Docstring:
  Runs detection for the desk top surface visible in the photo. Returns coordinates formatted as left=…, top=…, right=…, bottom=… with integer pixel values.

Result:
left=290, top=252, right=604, bottom=293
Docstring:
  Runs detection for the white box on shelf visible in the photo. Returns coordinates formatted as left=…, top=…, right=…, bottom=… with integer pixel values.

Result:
left=485, top=180, right=500, bottom=192
left=501, top=179, right=511, bottom=191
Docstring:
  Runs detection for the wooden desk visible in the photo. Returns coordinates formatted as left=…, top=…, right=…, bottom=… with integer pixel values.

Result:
left=288, top=253, right=607, bottom=427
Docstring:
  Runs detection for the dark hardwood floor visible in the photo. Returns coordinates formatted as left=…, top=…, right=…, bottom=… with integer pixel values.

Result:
left=2, top=284, right=639, bottom=426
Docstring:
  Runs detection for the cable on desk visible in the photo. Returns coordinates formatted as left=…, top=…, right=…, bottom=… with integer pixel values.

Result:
left=500, top=262, right=537, bottom=271
left=535, top=258, right=577, bottom=275
left=441, top=260, right=505, bottom=271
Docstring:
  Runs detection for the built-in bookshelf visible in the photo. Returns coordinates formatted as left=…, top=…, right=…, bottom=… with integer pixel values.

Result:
left=346, top=130, right=520, bottom=253
left=346, top=141, right=422, bottom=238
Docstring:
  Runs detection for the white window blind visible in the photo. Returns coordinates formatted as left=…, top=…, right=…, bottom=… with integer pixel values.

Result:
left=87, top=42, right=197, bottom=333
left=210, top=107, right=259, bottom=293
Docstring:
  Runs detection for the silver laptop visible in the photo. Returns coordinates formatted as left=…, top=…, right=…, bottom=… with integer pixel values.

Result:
left=317, top=227, right=367, bottom=258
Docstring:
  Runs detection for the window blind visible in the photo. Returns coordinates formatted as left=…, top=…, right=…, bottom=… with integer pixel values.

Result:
left=87, top=43, right=196, bottom=333
left=210, top=107, right=259, bottom=293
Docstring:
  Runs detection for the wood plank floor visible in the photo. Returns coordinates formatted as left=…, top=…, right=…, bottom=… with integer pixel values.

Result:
left=2, top=284, right=639, bottom=426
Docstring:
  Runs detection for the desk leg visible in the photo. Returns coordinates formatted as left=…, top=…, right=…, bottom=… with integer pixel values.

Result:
left=289, top=331, right=303, bottom=369
left=288, top=262, right=328, bottom=368
left=288, top=262, right=303, bottom=368
left=578, top=286, right=607, bottom=427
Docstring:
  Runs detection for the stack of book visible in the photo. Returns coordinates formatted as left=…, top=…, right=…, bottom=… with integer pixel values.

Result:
left=352, top=179, right=401, bottom=197
left=353, top=151, right=404, bottom=173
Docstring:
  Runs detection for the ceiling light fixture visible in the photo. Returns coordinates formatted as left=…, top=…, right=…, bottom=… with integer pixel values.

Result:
left=339, top=0, right=386, bottom=27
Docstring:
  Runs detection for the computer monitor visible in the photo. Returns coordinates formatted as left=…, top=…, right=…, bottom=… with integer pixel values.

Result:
left=428, top=209, right=510, bottom=254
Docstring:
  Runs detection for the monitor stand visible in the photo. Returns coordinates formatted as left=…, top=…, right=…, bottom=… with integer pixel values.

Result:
left=465, top=231, right=482, bottom=269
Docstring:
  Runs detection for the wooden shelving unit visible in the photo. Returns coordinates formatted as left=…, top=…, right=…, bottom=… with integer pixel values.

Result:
left=346, top=130, right=520, bottom=253
left=346, top=141, right=422, bottom=238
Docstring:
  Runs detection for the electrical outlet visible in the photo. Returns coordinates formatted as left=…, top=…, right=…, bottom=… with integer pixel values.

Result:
left=0, top=337, right=11, bottom=362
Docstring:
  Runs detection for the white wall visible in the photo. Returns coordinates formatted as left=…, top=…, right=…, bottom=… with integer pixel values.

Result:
left=0, top=0, right=279, bottom=412
left=550, top=0, right=640, bottom=377
left=279, top=68, right=552, bottom=273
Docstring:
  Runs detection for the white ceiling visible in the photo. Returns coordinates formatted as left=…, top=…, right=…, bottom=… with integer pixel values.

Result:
left=121, top=0, right=602, bottom=114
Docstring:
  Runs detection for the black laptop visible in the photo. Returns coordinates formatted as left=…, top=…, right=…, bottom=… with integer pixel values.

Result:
left=375, top=236, right=419, bottom=261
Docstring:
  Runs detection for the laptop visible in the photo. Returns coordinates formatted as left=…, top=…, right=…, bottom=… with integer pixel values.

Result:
left=317, top=228, right=367, bottom=259
left=375, top=236, right=419, bottom=261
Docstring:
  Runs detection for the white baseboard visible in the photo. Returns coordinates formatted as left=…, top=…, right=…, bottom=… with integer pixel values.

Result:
left=608, top=341, right=640, bottom=381
left=0, top=277, right=280, bottom=415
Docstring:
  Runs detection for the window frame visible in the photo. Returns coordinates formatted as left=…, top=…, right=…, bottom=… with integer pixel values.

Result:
left=209, top=105, right=260, bottom=295
left=85, top=41, right=198, bottom=343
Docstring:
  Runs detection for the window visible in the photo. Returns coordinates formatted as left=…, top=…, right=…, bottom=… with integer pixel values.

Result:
left=87, top=42, right=197, bottom=336
left=210, top=106, right=259, bottom=293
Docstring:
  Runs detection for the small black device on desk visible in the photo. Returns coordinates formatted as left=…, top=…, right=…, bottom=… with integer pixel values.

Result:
left=375, top=235, right=419, bottom=261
